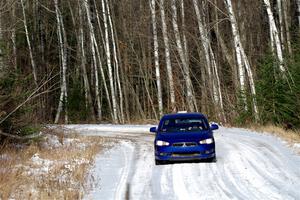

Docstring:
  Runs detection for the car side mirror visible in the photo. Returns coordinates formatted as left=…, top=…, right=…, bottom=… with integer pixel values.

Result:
left=150, top=127, right=157, bottom=133
left=210, top=124, right=219, bottom=130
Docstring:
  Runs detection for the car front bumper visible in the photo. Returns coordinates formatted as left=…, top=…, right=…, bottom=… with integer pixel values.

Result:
left=155, top=144, right=215, bottom=161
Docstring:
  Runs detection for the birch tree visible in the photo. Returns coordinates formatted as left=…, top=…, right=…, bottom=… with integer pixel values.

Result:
left=282, top=0, right=292, bottom=55
left=92, top=0, right=114, bottom=120
left=297, top=0, right=300, bottom=29
left=277, top=0, right=285, bottom=50
left=78, top=1, right=95, bottom=121
left=0, top=6, right=3, bottom=78
left=224, top=0, right=246, bottom=108
left=263, top=0, right=285, bottom=72
left=192, top=0, right=226, bottom=121
left=83, top=0, right=102, bottom=120
left=225, top=0, right=259, bottom=121
left=105, top=0, right=124, bottom=123
left=159, top=0, right=176, bottom=111
left=171, top=0, right=196, bottom=112
left=21, top=0, right=38, bottom=86
left=54, top=0, right=68, bottom=123
left=150, top=0, right=163, bottom=117
left=11, top=4, right=17, bottom=70
left=101, top=0, right=118, bottom=123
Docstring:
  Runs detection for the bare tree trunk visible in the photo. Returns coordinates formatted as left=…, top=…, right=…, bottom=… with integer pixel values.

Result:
left=54, top=0, right=68, bottom=123
left=0, top=6, right=3, bottom=78
left=150, top=0, right=163, bottom=117
left=297, top=0, right=300, bottom=29
left=264, top=0, right=286, bottom=72
left=193, top=0, right=226, bottom=121
left=11, top=4, right=17, bottom=70
left=282, top=0, right=292, bottom=55
left=101, top=0, right=118, bottom=123
left=277, top=0, right=285, bottom=51
left=216, top=31, right=237, bottom=89
left=92, top=0, right=114, bottom=120
left=78, top=1, right=95, bottom=121
left=225, top=0, right=259, bottom=121
left=105, top=0, right=124, bottom=123
left=180, top=0, right=188, bottom=64
left=269, top=19, right=275, bottom=53
left=159, top=0, right=176, bottom=112
left=210, top=47, right=227, bottom=123
left=21, top=0, right=38, bottom=86
left=171, top=0, right=195, bottom=112
left=83, top=0, right=102, bottom=121
left=225, top=0, right=246, bottom=109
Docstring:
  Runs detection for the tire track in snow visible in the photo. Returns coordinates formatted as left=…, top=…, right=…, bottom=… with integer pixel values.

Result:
left=81, top=126, right=300, bottom=200
left=114, top=141, right=134, bottom=200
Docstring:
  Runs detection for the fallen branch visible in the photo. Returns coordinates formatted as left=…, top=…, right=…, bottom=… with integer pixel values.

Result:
left=0, top=130, right=42, bottom=140
left=0, top=72, right=59, bottom=125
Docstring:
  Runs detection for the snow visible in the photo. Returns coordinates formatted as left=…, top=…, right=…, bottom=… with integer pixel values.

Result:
left=294, top=143, right=300, bottom=148
left=40, top=134, right=62, bottom=149
left=0, top=153, right=11, bottom=161
left=27, top=153, right=54, bottom=175
left=76, top=125, right=300, bottom=200
left=65, top=124, right=154, bottom=137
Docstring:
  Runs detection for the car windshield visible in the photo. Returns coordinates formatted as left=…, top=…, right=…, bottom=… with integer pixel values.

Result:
left=160, top=117, right=209, bottom=133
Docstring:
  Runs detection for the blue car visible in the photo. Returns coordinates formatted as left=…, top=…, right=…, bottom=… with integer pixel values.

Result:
left=150, top=112, right=219, bottom=165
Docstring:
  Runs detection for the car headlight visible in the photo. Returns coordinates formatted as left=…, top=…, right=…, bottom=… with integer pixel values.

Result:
left=199, top=138, right=214, bottom=144
left=156, top=140, right=170, bottom=146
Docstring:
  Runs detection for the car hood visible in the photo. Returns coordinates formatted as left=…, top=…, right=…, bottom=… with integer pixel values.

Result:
left=156, top=130, right=213, bottom=142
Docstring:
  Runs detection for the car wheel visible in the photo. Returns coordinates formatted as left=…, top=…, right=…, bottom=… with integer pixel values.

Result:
left=155, top=159, right=162, bottom=165
left=208, top=156, right=216, bottom=163
left=155, top=159, right=168, bottom=165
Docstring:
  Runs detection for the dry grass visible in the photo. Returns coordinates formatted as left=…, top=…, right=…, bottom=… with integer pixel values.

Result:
left=249, top=124, right=300, bottom=144
left=0, top=128, right=105, bottom=200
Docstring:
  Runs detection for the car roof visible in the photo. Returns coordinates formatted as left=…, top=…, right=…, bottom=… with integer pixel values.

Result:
left=161, top=112, right=207, bottom=119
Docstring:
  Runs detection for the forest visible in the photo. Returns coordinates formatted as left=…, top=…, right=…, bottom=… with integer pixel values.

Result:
left=0, top=0, right=300, bottom=136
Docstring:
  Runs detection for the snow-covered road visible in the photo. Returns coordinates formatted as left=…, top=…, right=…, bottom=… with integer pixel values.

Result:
left=66, top=125, right=300, bottom=200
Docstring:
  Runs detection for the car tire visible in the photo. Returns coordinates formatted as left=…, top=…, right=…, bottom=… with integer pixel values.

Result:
left=155, top=159, right=162, bottom=165
left=208, top=156, right=216, bottom=163
left=155, top=159, right=168, bottom=165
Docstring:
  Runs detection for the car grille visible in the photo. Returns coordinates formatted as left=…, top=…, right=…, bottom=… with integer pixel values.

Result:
left=172, top=142, right=198, bottom=147
left=172, top=152, right=200, bottom=157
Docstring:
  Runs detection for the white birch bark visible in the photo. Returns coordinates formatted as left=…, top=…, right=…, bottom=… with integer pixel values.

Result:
left=11, top=4, right=17, bottom=70
left=225, top=0, right=259, bottom=121
left=269, top=20, right=275, bottom=53
left=263, top=0, right=285, bottom=72
left=159, top=0, right=176, bottom=111
left=282, top=0, right=292, bottom=55
left=210, top=48, right=227, bottom=123
left=92, top=0, right=114, bottom=120
left=241, top=49, right=259, bottom=120
left=0, top=9, right=3, bottom=78
left=297, top=0, right=300, bottom=28
left=54, top=0, right=68, bottom=123
left=193, top=0, right=226, bottom=121
left=105, top=0, right=124, bottom=123
left=192, top=0, right=215, bottom=100
left=150, top=0, right=163, bottom=117
left=61, top=10, right=68, bottom=123
left=21, top=0, right=38, bottom=86
left=83, top=0, right=102, bottom=120
left=180, top=0, right=188, bottom=67
left=78, top=1, right=93, bottom=116
left=101, top=0, right=118, bottom=123
left=171, top=0, right=195, bottom=112
left=277, top=0, right=285, bottom=50
left=225, top=0, right=246, bottom=109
